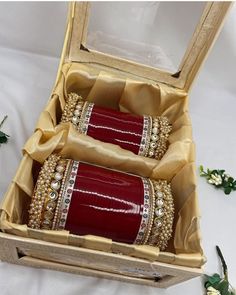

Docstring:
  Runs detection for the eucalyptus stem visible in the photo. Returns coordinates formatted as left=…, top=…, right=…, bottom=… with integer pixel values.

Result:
left=216, top=245, right=228, bottom=281
left=0, top=115, right=8, bottom=129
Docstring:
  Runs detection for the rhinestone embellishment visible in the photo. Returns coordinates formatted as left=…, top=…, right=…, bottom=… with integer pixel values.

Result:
left=156, top=199, right=164, bottom=207
left=72, top=116, right=79, bottom=124
left=49, top=191, right=58, bottom=201
left=56, top=165, right=65, bottom=173
left=51, top=180, right=61, bottom=190
left=46, top=201, right=56, bottom=211
left=54, top=172, right=63, bottom=180
left=155, top=208, right=164, bottom=217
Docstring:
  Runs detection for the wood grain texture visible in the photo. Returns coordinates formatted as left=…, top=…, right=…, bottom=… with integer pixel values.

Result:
left=0, top=232, right=201, bottom=288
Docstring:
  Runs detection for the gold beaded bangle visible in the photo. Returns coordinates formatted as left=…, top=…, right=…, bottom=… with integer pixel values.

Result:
left=134, top=178, right=174, bottom=249
left=28, top=155, right=69, bottom=230
left=61, top=93, right=84, bottom=124
left=145, top=117, right=172, bottom=160
left=147, top=180, right=174, bottom=251
left=61, top=93, right=94, bottom=135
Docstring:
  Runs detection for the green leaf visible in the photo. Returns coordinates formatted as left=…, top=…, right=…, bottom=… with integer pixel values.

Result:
left=0, top=130, right=9, bottom=137
left=211, top=170, right=218, bottom=175
left=216, top=279, right=229, bottom=295
left=224, top=187, right=232, bottom=195
left=199, top=165, right=204, bottom=172
left=205, top=273, right=221, bottom=287
left=228, top=177, right=234, bottom=183
left=223, top=182, right=229, bottom=188
left=0, top=131, right=9, bottom=144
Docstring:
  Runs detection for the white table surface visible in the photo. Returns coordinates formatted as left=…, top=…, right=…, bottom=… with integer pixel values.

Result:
left=0, top=2, right=236, bottom=295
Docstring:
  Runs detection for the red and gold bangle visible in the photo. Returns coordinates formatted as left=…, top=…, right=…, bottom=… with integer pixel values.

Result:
left=60, top=93, right=172, bottom=160
left=28, top=154, right=174, bottom=250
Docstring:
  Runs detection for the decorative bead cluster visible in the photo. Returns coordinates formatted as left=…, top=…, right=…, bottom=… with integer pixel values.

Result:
left=61, top=92, right=84, bottom=125
left=28, top=154, right=69, bottom=230
left=147, top=117, right=172, bottom=160
left=28, top=154, right=60, bottom=229
left=147, top=180, right=174, bottom=250
left=43, top=158, right=70, bottom=230
left=61, top=92, right=94, bottom=135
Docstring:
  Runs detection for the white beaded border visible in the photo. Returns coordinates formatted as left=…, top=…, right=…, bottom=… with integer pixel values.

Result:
left=134, top=178, right=151, bottom=245
left=138, top=116, right=151, bottom=157
left=78, top=102, right=94, bottom=135
left=57, top=160, right=79, bottom=230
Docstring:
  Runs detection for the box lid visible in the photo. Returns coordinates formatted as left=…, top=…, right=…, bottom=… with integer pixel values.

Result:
left=65, top=2, right=232, bottom=91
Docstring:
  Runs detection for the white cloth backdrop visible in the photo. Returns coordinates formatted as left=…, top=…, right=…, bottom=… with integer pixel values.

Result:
left=0, top=2, right=236, bottom=295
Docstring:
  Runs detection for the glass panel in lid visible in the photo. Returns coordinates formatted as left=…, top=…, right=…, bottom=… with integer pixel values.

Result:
left=86, top=1, right=206, bottom=73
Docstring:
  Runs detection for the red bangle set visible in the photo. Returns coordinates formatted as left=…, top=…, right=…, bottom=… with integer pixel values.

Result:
left=28, top=154, right=174, bottom=250
left=28, top=93, right=174, bottom=250
left=61, top=93, right=172, bottom=160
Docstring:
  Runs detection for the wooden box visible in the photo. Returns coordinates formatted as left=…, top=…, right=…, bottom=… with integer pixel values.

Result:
left=0, top=2, right=232, bottom=288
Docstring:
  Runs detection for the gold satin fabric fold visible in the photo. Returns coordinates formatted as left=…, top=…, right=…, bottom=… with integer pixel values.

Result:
left=0, top=62, right=205, bottom=268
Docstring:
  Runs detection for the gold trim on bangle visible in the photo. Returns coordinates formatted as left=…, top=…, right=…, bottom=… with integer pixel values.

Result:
left=56, top=160, right=79, bottom=230
left=142, top=179, right=156, bottom=244
left=52, top=159, right=73, bottom=230
left=61, top=92, right=84, bottom=124
left=134, top=178, right=174, bottom=250
left=28, top=154, right=69, bottom=230
left=134, top=178, right=153, bottom=245
left=143, top=116, right=172, bottom=160
left=61, top=93, right=94, bottom=135
left=147, top=180, right=174, bottom=251
left=78, top=101, right=94, bottom=134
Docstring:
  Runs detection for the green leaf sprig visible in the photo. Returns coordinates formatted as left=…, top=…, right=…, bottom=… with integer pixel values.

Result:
left=0, top=115, right=10, bottom=145
left=205, top=246, right=235, bottom=295
left=200, top=165, right=236, bottom=195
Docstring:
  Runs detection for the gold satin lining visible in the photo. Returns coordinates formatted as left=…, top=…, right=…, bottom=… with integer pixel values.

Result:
left=0, top=62, right=205, bottom=268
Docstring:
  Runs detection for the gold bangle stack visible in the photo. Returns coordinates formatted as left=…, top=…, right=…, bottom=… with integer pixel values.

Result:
left=147, top=180, right=174, bottom=251
left=61, top=93, right=172, bottom=160
left=28, top=154, right=70, bottom=230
